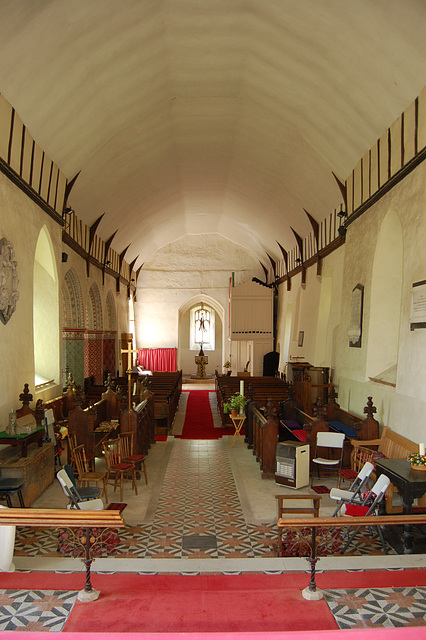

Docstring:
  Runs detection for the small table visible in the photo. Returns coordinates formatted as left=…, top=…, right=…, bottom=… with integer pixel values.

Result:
left=375, top=457, right=426, bottom=553
left=0, top=425, right=45, bottom=458
left=230, top=415, right=246, bottom=447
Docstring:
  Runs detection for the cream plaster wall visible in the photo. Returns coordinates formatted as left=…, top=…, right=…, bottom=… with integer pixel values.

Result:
left=0, top=172, right=63, bottom=426
left=276, top=163, right=426, bottom=442
left=135, top=234, right=262, bottom=372
left=324, top=163, right=426, bottom=441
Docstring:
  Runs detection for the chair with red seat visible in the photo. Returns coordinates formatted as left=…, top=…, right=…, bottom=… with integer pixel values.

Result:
left=340, top=473, right=391, bottom=554
left=119, top=431, right=148, bottom=485
left=103, top=438, right=138, bottom=502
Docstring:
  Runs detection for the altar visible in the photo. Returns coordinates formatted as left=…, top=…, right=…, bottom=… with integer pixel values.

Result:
left=195, top=346, right=208, bottom=378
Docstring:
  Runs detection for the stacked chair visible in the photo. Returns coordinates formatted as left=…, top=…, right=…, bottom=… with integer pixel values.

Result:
left=330, top=466, right=391, bottom=554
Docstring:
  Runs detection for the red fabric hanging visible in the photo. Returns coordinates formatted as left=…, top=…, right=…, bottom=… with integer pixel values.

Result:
left=138, top=348, right=177, bottom=372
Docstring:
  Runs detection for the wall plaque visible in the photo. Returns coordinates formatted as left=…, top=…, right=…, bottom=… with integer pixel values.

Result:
left=0, top=237, right=19, bottom=325
left=410, top=279, right=426, bottom=330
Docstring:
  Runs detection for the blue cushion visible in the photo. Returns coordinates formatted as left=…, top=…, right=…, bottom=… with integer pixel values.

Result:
left=327, top=420, right=357, bottom=438
left=283, top=420, right=301, bottom=431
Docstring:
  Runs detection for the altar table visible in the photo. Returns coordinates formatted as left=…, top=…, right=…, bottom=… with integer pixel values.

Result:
left=0, top=425, right=44, bottom=457
left=375, top=457, right=426, bottom=553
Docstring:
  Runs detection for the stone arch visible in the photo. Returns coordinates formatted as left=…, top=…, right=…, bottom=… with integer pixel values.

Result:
left=106, top=290, right=116, bottom=331
left=62, top=268, right=84, bottom=329
left=366, top=207, right=403, bottom=383
left=178, top=295, right=224, bottom=374
left=87, top=282, right=103, bottom=330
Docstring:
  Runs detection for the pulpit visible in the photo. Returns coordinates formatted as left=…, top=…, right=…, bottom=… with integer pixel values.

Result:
left=195, top=346, right=208, bottom=378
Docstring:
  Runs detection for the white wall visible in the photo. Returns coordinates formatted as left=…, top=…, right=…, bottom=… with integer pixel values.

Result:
left=276, top=161, right=426, bottom=443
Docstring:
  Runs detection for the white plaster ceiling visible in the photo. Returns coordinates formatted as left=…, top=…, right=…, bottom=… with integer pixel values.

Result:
left=0, top=0, right=425, bottom=271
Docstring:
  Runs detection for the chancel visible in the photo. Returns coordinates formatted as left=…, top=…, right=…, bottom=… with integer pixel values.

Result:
left=0, top=1, right=426, bottom=635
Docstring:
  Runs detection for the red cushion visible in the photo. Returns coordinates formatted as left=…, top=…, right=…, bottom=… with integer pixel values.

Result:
left=125, top=455, right=145, bottom=462
left=293, top=430, right=307, bottom=442
left=345, top=504, right=370, bottom=516
left=111, top=462, right=134, bottom=471
left=338, top=469, right=357, bottom=480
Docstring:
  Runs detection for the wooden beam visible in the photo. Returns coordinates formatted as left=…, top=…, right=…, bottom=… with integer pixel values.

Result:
left=332, top=171, right=347, bottom=213
left=63, top=171, right=81, bottom=209
left=266, top=253, right=276, bottom=280
left=116, top=244, right=130, bottom=293
left=290, top=227, right=304, bottom=263
left=304, top=209, right=319, bottom=252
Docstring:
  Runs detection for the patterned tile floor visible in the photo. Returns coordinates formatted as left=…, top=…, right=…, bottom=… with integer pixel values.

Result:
left=13, top=438, right=392, bottom=560
left=0, top=589, right=77, bottom=631
left=324, top=587, right=426, bottom=628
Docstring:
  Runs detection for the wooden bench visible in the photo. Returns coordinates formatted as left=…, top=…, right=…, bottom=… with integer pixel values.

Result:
left=351, top=426, right=424, bottom=513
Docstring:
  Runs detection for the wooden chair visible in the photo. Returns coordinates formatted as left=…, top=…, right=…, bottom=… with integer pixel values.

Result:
left=102, top=438, right=138, bottom=502
left=67, top=432, right=95, bottom=472
left=275, top=494, right=322, bottom=555
left=119, top=431, right=148, bottom=484
left=337, top=444, right=376, bottom=489
left=72, top=444, right=108, bottom=502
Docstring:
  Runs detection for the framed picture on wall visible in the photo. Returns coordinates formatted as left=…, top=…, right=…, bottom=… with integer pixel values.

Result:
left=298, top=331, right=304, bottom=347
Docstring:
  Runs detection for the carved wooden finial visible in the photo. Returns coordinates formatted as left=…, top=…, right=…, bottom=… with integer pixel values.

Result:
left=104, top=373, right=113, bottom=389
left=312, top=397, right=327, bottom=420
left=266, top=398, right=278, bottom=420
left=364, top=396, right=377, bottom=418
left=19, top=383, right=33, bottom=407
left=67, top=373, right=75, bottom=390
left=247, top=382, right=254, bottom=401
left=329, top=385, right=338, bottom=403
left=73, top=385, right=85, bottom=407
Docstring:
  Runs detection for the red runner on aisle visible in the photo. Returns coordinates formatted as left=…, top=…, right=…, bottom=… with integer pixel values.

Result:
left=177, top=390, right=240, bottom=439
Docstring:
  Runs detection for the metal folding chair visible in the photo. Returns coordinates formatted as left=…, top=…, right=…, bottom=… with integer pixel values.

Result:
left=330, top=461, right=374, bottom=516
left=340, top=473, right=391, bottom=554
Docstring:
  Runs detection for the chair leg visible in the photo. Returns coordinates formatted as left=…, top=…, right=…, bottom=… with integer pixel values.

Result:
left=142, top=460, right=148, bottom=485
left=6, top=495, right=12, bottom=508
left=17, top=490, right=25, bottom=508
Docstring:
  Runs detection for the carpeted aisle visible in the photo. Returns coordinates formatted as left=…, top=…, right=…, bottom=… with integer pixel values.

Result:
left=3, top=571, right=426, bottom=633
left=177, top=390, right=236, bottom=439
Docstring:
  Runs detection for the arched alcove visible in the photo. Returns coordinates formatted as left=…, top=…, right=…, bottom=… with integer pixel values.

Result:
left=62, top=269, right=85, bottom=386
left=87, top=283, right=103, bottom=330
left=178, top=295, right=224, bottom=374
left=366, top=208, right=403, bottom=384
left=33, top=226, right=59, bottom=387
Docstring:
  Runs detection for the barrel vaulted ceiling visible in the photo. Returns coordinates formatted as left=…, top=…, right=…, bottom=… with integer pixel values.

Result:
left=0, top=1, right=425, bottom=270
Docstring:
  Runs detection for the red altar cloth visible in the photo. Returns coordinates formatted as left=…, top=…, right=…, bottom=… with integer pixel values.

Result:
left=138, top=348, right=177, bottom=372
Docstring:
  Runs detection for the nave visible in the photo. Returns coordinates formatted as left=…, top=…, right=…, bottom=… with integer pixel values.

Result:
left=2, top=383, right=426, bottom=633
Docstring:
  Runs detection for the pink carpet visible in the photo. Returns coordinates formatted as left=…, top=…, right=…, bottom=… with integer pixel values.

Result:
left=177, top=390, right=239, bottom=439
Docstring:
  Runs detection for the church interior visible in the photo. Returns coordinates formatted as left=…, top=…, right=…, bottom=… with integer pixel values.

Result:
left=1, top=0, right=426, bottom=635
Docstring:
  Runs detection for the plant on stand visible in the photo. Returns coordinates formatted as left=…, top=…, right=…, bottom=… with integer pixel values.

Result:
left=223, top=392, right=247, bottom=417
left=223, top=361, right=232, bottom=376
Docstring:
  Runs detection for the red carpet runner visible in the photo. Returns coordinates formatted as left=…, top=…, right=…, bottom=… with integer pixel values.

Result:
left=2, top=571, right=426, bottom=634
left=177, top=390, right=239, bottom=439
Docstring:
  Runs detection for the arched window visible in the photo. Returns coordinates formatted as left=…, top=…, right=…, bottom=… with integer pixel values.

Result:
left=34, top=226, right=59, bottom=388
left=190, top=304, right=215, bottom=350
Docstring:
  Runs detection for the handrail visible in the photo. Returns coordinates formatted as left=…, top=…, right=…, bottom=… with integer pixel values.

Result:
left=278, top=513, right=426, bottom=528
left=0, top=508, right=125, bottom=528
left=252, top=407, right=266, bottom=425
left=278, top=512, right=426, bottom=600
left=0, top=508, right=125, bottom=601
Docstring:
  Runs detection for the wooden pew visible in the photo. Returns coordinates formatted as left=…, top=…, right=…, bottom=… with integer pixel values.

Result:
left=216, top=372, right=289, bottom=428
left=141, top=371, right=182, bottom=434
left=119, top=392, right=155, bottom=456
left=247, top=399, right=279, bottom=479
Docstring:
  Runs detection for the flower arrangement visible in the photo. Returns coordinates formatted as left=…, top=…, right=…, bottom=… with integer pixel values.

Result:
left=223, top=392, right=246, bottom=415
left=407, top=452, right=426, bottom=467
left=223, top=361, right=231, bottom=370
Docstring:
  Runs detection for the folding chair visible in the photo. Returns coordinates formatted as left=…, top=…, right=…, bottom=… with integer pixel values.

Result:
left=312, top=431, right=345, bottom=481
left=44, top=408, right=62, bottom=469
left=0, top=469, right=25, bottom=507
left=330, top=461, right=374, bottom=516
left=56, top=469, right=104, bottom=510
left=340, top=473, right=391, bottom=554
left=62, top=464, right=101, bottom=501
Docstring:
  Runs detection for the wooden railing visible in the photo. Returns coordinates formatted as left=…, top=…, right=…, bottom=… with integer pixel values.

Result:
left=0, top=509, right=125, bottom=600
left=278, top=513, right=426, bottom=599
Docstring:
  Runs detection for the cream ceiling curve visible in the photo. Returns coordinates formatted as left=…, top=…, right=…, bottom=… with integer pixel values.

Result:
left=0, top=0, right=425, bottom=269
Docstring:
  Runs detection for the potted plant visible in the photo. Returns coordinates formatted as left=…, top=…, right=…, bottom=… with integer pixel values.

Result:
left=223, top=361, right=232, bottom=376
left=223, top=392, right=247, bottom=417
